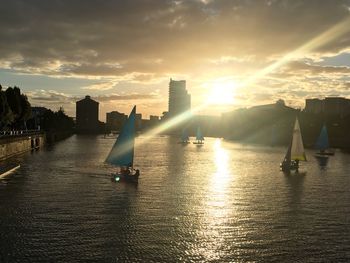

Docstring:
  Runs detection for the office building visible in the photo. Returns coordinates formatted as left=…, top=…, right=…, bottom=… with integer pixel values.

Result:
left=168, top=79, right=191, bottom=117
left=76, top=95, right=99, bottom=133
left=106, top=111, right=127, bottom=131
left=305, top=97, right=350, bottom=117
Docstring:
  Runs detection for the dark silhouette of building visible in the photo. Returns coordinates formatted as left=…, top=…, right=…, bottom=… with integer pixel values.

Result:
left=76, top=95, right=99, bottom=133
left=149, top=115, right=160, bottom=125
left=106, top=111, right=127, bottom=132
left=305, top=97, right=350, bottom=117
left=168, top=78, right=191, bottom=117
left=136, top=113, right=142, bottom=131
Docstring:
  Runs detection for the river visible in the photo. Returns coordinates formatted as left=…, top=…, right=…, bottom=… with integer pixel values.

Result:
left=1, top=135, right=350, bottom=262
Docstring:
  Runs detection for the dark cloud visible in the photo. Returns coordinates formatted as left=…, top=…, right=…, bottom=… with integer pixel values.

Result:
left=1, top=0, right=350, bottom=79
left=95, top=94, right=157, bottom=102
left=285, top=61, right=350, bottom=75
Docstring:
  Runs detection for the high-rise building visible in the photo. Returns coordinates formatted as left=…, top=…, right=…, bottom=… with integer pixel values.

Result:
left=76, top=95, right=99, bottom=133
left=106, top=111, right=127, bottom=131
left=168, top=79, right=191, bottom=117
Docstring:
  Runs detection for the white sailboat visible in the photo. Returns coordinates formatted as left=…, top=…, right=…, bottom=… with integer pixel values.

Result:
left=281, top=117, right=307, bottom=172
left=106, top=106, right=140, bottom=183
left=193, top=126, right=204, bottom=145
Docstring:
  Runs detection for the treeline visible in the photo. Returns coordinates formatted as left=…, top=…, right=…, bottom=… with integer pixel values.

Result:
left=0, top=85, right=31, bottom=130
left=38, top=108, right=74, bottom=132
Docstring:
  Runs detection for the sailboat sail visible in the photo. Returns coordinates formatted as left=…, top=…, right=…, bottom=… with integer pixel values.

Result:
left=315, top=125, right=329, bottom=151
left=196, top=127, right=204, bottom=141
left=106, top=106, right=136, bottom=167
left=290, top=118, right=306, bottom=161
left=181, top=129, right=189, bottom=142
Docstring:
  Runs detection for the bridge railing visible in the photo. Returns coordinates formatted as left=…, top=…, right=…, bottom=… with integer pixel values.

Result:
left=0, top=129, right=44, bottom=139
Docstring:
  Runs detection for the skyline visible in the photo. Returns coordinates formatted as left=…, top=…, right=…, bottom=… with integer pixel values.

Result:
left=2, top=1, right=350, bottom=120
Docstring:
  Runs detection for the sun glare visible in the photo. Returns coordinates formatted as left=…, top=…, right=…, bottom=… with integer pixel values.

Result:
left=206, top=79, right=237, bottom=105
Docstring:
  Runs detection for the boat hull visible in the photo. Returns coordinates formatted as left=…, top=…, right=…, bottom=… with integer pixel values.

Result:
left=178, top=141, right=190, bottom=145
left=280, top=161, right=299, bottom=172
left=112, top=170, right=139, bottom=183
left=316, top=151, right=334, bottom=156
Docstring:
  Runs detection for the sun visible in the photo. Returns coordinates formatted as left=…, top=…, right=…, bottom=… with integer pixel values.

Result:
left=205, top=79, right=237, bottom=105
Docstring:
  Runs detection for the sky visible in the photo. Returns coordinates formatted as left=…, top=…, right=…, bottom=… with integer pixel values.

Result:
left=2, top=0, right=350, bottom=121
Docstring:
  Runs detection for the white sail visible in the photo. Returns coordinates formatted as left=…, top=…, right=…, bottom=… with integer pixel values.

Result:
left=291, top=118, right=306, bottom=161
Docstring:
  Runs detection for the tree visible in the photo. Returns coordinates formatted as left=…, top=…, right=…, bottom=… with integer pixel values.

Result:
left=0, top=85, right=14, bottom=130
left=4, top=86, right=31, bottom=129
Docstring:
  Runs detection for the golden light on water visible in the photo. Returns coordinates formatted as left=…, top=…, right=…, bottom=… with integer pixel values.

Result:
left=212, top=139, right=231, bottom=185
left=194, top=139, right=232, bottom=261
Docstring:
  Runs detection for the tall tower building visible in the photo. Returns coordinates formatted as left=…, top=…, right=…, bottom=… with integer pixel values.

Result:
left=168, top=78, right=191, bottom=117
left=76, top=95, right=99, bottom=133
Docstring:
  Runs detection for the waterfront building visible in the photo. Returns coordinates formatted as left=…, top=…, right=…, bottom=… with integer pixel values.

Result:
left=168, top=79, right=191, bottom=117
left=305, top=97, right=350, bottom=117
left=149, top=115, right=160, bottom=126
left=76, top=95, right=99, bottom=133
left=305, top=99, right=324, bottom=114
left=106, top=111, right=127, bottom=132
left=136, top=113, right=142, bottom=131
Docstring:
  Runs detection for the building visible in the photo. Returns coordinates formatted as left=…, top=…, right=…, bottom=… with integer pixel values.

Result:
left=305, top=97, right=350, bottom=117
left=76, top=95, right=99, bottom=133
left=149, top=115, right=159, bottom=125
left=136, top=113, right=142, bottom=131
left=106, top=111, right=127, bottom=131
left=324, top=97, right=350, bottom=117
left=168, top=78, right=191, bottom=117
left=305, top=99, right=324, bottom=114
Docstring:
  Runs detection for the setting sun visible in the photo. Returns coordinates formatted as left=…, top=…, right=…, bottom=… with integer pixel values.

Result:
left=205, top=79, right=237, bottom=105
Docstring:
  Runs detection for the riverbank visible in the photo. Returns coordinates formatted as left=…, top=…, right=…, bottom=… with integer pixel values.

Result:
left=0, top=130, right=74, bottom=161
left=0, top=132, right=45, bottom=161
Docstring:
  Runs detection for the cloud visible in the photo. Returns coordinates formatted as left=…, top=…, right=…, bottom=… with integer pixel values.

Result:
left=1, top=0, right=350, bottom=80
left=95, top=93, right=157, bottom=102
left=284, top=61, right=350, bottom=75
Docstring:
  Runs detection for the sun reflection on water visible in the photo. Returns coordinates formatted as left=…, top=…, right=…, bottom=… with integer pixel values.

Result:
left=190, top=139, right=235, bottom=261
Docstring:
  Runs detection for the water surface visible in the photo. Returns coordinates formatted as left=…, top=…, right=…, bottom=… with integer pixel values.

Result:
left=1, top=135, right=350, bottom=262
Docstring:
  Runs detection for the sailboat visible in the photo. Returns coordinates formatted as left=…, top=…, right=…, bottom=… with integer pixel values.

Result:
left=315, top=125, right=334, bottom=157
left=280, top=117, right=307, bottom=172
left=106, top=106, right=140, bottom=183
left=178, top=128, right=190, bottom=144
left=193, top=126, right=204, bottom=145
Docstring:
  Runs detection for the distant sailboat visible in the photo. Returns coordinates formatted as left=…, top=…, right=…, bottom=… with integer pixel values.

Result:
left=315, top=125, right=334, bottom=156
left=281, top=117, right=307, bottom=172
left=106, top=106, right=139, bottom=183
left=193, top=127, right=204, bottom=145
left=178, top=128, right=190, bottom=144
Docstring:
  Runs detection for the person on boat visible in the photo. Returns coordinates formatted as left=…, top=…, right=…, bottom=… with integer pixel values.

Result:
left=291, top=159, right=299, bottom=172
left=120, top=166, right=130, bottom=176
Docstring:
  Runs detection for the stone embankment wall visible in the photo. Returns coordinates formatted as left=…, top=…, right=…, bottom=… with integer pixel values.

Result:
left=0, top=133, right=45, bottom=161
